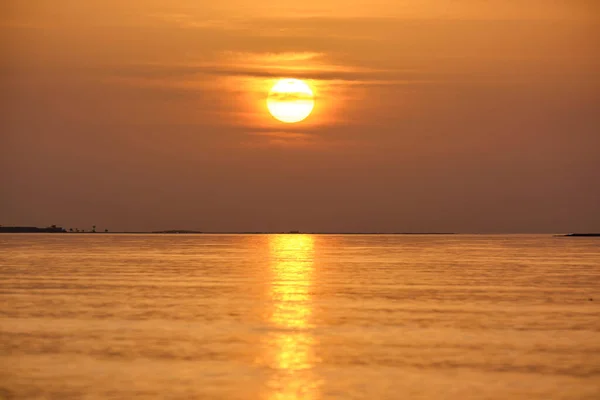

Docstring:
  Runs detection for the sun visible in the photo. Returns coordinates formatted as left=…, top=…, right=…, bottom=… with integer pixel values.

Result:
left=267, top=79, right=315, bottom=123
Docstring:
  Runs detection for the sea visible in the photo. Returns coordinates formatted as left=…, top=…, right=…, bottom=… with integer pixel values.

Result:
left=1, top=234, right=599, bottom=399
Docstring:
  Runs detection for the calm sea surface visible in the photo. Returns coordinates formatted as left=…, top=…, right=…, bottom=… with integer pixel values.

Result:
left=1, top=234, right=599, bottom=399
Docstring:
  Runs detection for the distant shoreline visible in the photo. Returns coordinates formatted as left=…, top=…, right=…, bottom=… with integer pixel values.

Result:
left=0, top=227, right=457, bottom=235
left=1, top=227, right=598, bottom=236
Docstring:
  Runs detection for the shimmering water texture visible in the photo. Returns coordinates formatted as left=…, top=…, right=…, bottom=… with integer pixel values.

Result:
left=1, top=234, right=599, bottom=399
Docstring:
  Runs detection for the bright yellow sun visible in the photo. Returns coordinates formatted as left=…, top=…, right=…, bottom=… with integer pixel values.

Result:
left=267, top=79, right=314, bottom=123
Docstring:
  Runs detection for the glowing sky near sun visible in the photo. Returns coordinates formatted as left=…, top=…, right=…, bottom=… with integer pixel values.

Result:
left=1, top=1, right=599, bottom=232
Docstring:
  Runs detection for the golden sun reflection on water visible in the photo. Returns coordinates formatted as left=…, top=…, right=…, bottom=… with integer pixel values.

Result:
left=264, top=234, right=320, bottom=400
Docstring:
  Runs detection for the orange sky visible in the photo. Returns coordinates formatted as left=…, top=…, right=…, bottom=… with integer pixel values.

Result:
left=1, top=1, right=599, bottom=232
